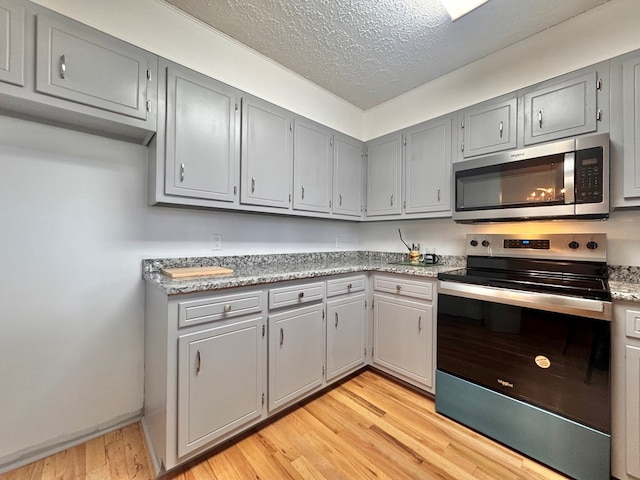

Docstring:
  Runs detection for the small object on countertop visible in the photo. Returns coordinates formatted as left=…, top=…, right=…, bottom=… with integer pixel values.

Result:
left=161, top=266, right=234, bottom=278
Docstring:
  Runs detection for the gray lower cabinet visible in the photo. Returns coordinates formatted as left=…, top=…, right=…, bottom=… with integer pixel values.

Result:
left=404, top=117, right=452, bottom=214
left=241, top=95, right=293, bottom=209
left=523, top=70, right=599, bottom=145
left=293, top=118, right=333, bottom=213
left=332, top=132, right=364, bottom=217
left=268, top=302, right=325, bottom=411
left=372, top=275, right=435, bottom=393
left=163, top=62, right=239, bottom=202
left=177, top=315, right=264, bottom=458
left=366, top=132, right=402, bottom=216
left=0, top=0, right=25, bottom=86
left=612, top=302, right=640, bottom=480
left=459, top=96, right=517, bottom=158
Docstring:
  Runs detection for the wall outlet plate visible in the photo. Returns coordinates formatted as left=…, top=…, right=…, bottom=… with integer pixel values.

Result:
left=212, top=234, right=222, bottom=250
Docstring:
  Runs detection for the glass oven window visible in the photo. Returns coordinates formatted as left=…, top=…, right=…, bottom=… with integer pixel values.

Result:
left=456, top=153, right=567, bottom=211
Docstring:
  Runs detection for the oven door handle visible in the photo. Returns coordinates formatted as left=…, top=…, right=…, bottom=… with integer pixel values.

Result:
left=438, top=281, right=612, bottom=321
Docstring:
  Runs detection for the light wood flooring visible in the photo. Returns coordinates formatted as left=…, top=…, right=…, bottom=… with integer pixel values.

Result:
left=1, top=370, right=568, bottom=480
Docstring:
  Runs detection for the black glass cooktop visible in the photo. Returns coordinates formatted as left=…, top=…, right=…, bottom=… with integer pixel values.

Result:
left=438, top=256, right=611, bottom=301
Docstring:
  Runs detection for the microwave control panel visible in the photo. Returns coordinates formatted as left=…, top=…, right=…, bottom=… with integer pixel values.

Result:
left=575, top=148, right=603, bottom=203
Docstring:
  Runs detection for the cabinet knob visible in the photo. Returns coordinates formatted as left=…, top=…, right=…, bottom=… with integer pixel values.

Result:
left=298, top=292, right=305, bottom=298
left=396, top=285, right=401, bottom=292
left=224, top=304, right=231, bottom=313
left=347, top=283, right=353, bottom=289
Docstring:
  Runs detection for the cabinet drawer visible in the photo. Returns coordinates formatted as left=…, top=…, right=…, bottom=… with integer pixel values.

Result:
left=627, top=309, right=640, bottom=340
left=178, top=290, right=263, bottom=328
left=326, top=275, right=366, bottom=297
left=373, top=276, right=432, bottom=301
left=269, top=282, right=325, bottom=309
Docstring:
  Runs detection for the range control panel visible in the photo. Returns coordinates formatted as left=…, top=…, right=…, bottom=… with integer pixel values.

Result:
left=465, top=233, right=607, bottom=262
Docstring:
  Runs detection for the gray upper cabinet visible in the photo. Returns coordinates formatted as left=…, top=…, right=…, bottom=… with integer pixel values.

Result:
left=523, top=71, right=598, bottom=145
left=460, top=97, right=516, bottom=158
left=333, top=133, right=364, bottom=218
left=366, top=133, right=402, bottom=217
left=0, top=0, right=25, bottom=86
left=164, top=64, right=238, bottom=203
left=293, top=118, right=332, bottom=213
left=622, top=55, right=640, bottom=199
left=241, top=96, right=293, bottom=209
left=404, top=117, right=451, bottom=214
left=35, top=14, right=153, bottom=121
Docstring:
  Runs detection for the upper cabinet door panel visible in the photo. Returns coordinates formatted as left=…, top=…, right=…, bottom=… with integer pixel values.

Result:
left=241, top=97, right=292, bottom=209
left=462, top=98, right=516, bottom=158
left=0, top=0, right=24, bottom=86
left=293, top=119, right=332, bottom=213
left=333, top=134, right=364, bottom=217
left=164, top=65, right=237, bottom=202
left=404, top=117, right=451, bottom=214
left=366, top=133, right=402, bottom=216
left=623, top=56, right=640, bottom=199
left=35, top=15, right=151, bottom=120
left=524, top=71, right=597, bottom=145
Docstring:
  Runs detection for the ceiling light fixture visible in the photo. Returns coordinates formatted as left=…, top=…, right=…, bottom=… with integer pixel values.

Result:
left=440, top=0, right=490, bottom=21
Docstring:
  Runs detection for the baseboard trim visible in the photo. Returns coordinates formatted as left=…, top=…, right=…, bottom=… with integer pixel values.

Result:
left=0, top=410, right=142, bottom=475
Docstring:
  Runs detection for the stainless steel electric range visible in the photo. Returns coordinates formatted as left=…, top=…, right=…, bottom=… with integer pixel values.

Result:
left=436, top=233, right=611, bottom=480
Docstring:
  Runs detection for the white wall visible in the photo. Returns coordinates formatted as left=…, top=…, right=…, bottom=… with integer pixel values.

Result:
left=0, top=115, right=359, bottom=466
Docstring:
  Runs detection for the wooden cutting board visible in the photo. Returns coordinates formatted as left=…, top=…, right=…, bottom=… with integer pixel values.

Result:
left=161, top=266, right=234, bottom=279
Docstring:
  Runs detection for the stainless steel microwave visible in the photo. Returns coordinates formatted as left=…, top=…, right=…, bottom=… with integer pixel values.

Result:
left=452, top=133, right=609, bottom=223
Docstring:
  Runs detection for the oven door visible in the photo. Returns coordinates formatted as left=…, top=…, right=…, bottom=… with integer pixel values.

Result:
left=437, top=284, right=611, bottom=434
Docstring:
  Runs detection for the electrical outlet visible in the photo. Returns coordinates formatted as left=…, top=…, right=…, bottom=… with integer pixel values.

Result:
left=212, top=234, right=222, bottom=250
left=335, top=237, right=342, bottom=249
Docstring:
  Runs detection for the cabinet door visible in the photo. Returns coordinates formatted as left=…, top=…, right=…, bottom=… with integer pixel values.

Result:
left=241, top=97, right=293, bottom=208
left=373, top=293, right=433, bottom=388
left=623, top=56, right=640, bottom=198
left=626, top=344, right=640, bottom=478
left=0, top=0, right=24, bottom=86
left=333, top=133, right=364, bottom=217
left=462, top=97, right=516, bottom=158
left=524, top=71, right=598, bottom=145
left=268, top=303, right=324, bottom=411
left=404, top=117, right=451, bottom=214
left=164, top=65, right=238, bottom=202
left=326, top=294, right=366, bottom=381
left=177, top=316, right=264, bottom=457
left=366, top=133, right=402, bottom=216
left=35, top=15, right=152, bottom=120
left=293, top=118, right=332, bottom=213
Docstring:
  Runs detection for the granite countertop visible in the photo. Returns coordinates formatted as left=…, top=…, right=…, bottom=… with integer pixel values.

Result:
left=143, top=251, right=640, bottom=302
left=143, top=251, right=464, bottom=296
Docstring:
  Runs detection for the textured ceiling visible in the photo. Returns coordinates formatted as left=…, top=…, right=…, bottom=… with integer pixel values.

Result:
left=162, top=0, right=610, bottom=110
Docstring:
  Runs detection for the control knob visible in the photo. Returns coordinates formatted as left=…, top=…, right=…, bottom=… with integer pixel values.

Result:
left=568, top=241, right=580, bottom=250
left=481, top=240, right=490, bottom=247
left=586, top=241, right=599, bottom=250
left=470, top=239, right=478, bottom=247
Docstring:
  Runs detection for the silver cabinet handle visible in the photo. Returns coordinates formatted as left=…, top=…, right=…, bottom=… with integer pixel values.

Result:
left=196, top=350, right=201, bottom=374
left=499, top=121, right=503, bottom=138
left=339, top=194, right=342, bottom=206
left=60, top=54, right=66, bottom=79
left=538, top=111, right=543, bottom=129
left=251, top=177, right=255, bottom=193
left=390, top=194, right=394, bottom=206
left=418, top=316, right=422, bottom=333
left=280, top=328, right=284, bottom=347
left=224, top=304, right=231, bottom=313
left=437, top=187, right=441, bottom=202
left=302, top=185, right=305, bottom=199
left=180, top=163, right=185, bottom=182
left=335, top=312, right=339, bottom=328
